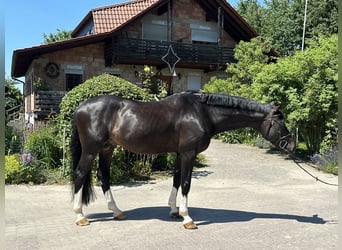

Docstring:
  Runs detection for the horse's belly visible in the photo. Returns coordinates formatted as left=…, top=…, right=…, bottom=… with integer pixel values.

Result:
left=112, top=135, right=177, bottom=154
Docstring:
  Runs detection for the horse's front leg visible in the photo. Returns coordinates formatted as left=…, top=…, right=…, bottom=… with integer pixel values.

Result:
left=168, top=154, right=182, bottom=218
left=98, top=147, right=126, bottom=220
left=179, top=151, right=197, bottom=229
left=103, top=188, right=126, bottom=220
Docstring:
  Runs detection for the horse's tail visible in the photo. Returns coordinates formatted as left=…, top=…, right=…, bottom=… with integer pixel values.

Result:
left=70, top=116, right=94, bottom=205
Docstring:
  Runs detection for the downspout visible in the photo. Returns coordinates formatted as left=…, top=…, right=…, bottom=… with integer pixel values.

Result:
left=217, top=7, right=224, bottom=68
left=11, top=76, right=25, bottom=88
left=167, top=0, right=175, bottom=94
left=167, top=0, right=173, bottom=42
left=11, top=76, right=31, bottom=125
left=217, top=7, right=223, bottom=47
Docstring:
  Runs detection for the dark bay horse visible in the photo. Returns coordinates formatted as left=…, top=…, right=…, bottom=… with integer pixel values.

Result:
left=71, top=92, right=295, bottom=229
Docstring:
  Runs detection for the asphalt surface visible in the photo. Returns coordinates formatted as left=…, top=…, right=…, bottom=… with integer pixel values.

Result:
left=5, top=140, right=338, bottom=249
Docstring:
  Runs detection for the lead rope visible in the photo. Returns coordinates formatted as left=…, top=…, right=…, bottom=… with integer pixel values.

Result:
left=266, top=117, right=338, bottom=186
left=288, top=154, right=338, bottom=187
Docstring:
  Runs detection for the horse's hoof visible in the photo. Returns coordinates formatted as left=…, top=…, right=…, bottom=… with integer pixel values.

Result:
left=170, top=212, right=182, bottom=219
left=114, top=212, right=127, bottom=220
left=183, top=221, right=198, bottom=229
left=75, top=217, right=90, bottom=226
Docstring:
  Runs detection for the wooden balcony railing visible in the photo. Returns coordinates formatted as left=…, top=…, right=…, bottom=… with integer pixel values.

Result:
left=112, top=38, right=235, bottom=67
left=35, top=91, right=66, bottom=117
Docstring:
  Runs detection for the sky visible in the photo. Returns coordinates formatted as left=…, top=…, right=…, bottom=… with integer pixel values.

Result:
left=5, top=0, right=239, bottom=89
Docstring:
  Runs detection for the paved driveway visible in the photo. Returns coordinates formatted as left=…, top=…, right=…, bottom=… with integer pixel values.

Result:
left=5, top=140, right=338, bottom=249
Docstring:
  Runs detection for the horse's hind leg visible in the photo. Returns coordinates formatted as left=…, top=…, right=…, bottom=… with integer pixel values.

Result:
left=98, top=145, right=126, bottom=220
left=73, top=152, right=96, bottom=226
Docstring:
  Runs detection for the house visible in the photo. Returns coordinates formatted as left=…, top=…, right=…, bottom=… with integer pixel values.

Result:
left=11, top=0, right=260, bottom=124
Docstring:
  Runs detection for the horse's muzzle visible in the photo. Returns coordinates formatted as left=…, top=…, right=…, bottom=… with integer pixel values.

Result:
left=281, top=138, right=296, bottom=154
left=276, top=133, right=296, bottom=154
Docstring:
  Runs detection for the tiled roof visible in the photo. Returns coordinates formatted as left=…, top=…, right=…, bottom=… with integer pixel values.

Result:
left=91, top=0, right=162, bottom=34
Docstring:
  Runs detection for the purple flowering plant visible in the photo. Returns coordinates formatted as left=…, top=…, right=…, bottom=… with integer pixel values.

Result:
left=310, top=146, right=338, bottom=175
left=21, top=152, right=35, bottom=165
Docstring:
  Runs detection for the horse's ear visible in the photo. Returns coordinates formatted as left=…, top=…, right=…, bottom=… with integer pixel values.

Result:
left=273, top=105, right=280, bottom=110
left=271, top=105, right=281, bottom=114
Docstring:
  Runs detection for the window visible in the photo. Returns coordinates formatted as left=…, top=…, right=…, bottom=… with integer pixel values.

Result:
left=104, top=68, right=121, bottom=77
left=187, top=75, right=201, bottom=91
left=66, top=74, right=82, bottom=91
left=142, top=20, right=167, bottom=41
left=190, top=23, right=218, bottom=44
left=65, top=64, right=83, bottom=91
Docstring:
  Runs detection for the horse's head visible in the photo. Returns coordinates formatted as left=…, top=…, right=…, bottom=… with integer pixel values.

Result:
left=260, top=106, right=296, bottom=154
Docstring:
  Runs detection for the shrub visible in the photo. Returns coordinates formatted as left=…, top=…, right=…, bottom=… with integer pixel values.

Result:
left=216, top=128, right=259, bottom=145
left=152, top=153, right=206, bottom=172
left=253, top=137, right=273, bottom=149
left=5, top=155, right=21, bottom=184
left=195, top=153, right=206, bottom=168
left=152, top=153, right=177, bottom=172
left=24, top=122, right=62, bottom=169
left=310, top=147, right=338, bottom=175
left=5, top=154, right=46, bottom=184
left=19, top=157, right=47, bottom=184
left=5, top=126, right=23, bottom=155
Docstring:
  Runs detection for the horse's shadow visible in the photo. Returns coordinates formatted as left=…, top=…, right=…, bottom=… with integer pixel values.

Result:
left=87, top=206, right=328, bottom=225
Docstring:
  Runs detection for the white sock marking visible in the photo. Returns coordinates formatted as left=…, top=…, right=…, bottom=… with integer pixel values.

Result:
left=168, top=187, right=179, bottom=214
left=179, top=195, right=193, bottom=224
left=73, top=186, right=85, bottom=221
left=104, top=189, right=123, bottom=217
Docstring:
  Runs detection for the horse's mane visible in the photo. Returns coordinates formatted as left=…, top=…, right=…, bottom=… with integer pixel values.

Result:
left=192, top=92, right=272, bottom=114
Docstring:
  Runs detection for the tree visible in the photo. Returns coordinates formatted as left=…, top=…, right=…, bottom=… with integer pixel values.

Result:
left=237, top=0, right=265, bottom=34
left=5, top=78, right=23, bottom=123
left=5, top=78, right=24, bottom=155
left=43, top=29, right=72, bottom=44
left=253, top=35, right=338, bottom=153
left=236, top=0, right=338, bottom=55
left=203, top=36, right=272, bottom=99
left=305, top=0, right=338, bottom=38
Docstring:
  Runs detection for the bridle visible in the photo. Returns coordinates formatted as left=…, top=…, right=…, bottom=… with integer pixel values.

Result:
left=278, top=133, right=292, bottom=151
left=264, top=115, right=292, bottom=151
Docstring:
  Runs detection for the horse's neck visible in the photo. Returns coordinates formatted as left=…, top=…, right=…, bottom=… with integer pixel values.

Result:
left=208, top=106, right=267, bottom=135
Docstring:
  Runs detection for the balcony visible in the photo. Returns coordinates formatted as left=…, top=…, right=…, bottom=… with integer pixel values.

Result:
left=109, top=38, right=235, bottom=70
